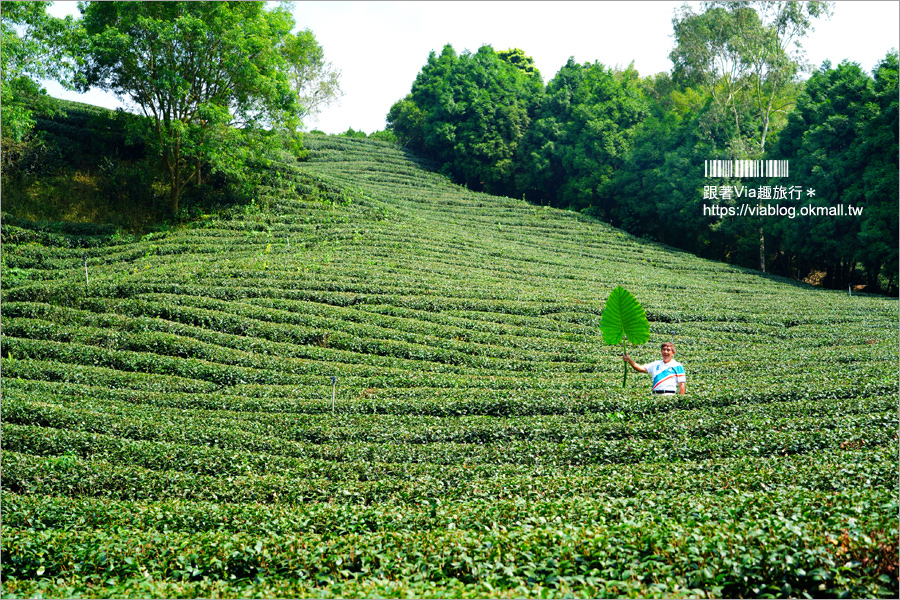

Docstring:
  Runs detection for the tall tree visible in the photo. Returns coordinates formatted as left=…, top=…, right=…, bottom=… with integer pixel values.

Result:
left=387, top=44, right=543, bottom=196
left=516, top=59, right=647, bottom=212
left=77, top=1, right=301, bottom=214
left=670, top=0, right=832, bottom=155
left=670, top=1, right=832, bottom=272
left=857, top=52, right=899, bottom=293
left=280, top=28, right=343, bottom=122
left=603, top=76, right=722, bottom=255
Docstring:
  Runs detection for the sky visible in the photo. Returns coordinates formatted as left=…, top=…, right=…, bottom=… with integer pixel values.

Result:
left=44, top=1, right=900, bottom=134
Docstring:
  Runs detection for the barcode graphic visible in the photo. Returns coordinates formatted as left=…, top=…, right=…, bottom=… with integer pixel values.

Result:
left=704, top=160, right=789, bottom=178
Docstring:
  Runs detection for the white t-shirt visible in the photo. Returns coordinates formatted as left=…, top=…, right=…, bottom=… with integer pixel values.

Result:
left=642, top=359, right=686, bottom=392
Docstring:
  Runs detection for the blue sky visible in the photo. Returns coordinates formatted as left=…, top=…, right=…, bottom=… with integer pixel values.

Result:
left=46, top=1, right=900, bottom=134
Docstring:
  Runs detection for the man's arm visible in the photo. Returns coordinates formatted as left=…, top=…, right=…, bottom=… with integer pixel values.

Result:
left=678, top=381, right=686, bottom=395
left=623, top=354, right=647, bottom=373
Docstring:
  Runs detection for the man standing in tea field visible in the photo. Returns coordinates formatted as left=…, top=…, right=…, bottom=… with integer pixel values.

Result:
left=623, top=341, right=686, bottom=395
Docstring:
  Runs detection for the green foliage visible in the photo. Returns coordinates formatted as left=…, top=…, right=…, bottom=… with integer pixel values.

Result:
left=387, top=44, right=543, bottom=196
left=337, top=127, right=369, bottom=139
left=771, top=53, right=899, bottom=293
left=368, top=129, right=398, bottom=144
left=670, top=1, right=831, bottom=154
left=644, top=2, right=827, bottom=274
left=857, top=52, right=900, bottom=293
left=0, top=1, right=75, bottom=142
left=602, top=86, right=718, bottom=254
left=385, top=95, right=426, bottom=147
left=1, top=100, right=161, bottom=229
left=1, top=134, right=897, bottom=598
left=77, top=1, right=303, bottom=214
left=333, top=129, right=399, bottom=144
left=0, top=99, right=262, bottom=232
left=517, top=59, right=648, bottom=212
left=599, top=286, right=650, bottom=348
left=598, top=5, right=895, bottom=292
left=280, top=28, right=343, bottom=121
left=497, top=48, right=540, bottom=79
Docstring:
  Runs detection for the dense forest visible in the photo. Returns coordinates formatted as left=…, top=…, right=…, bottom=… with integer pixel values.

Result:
left=2, top=1, right=897, bottom=294
left=386, top=2, right=898, bottom=294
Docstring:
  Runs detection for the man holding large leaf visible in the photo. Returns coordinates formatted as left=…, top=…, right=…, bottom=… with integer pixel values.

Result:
left=601, top=286, right=688, bottom=393
left=623, top=342, right=686, bottom=395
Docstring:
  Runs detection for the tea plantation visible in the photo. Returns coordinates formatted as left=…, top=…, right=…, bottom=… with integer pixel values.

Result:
left=1, top=133, right=897, bottom=598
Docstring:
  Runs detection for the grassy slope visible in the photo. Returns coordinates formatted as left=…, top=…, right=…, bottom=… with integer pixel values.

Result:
left=1, top=133, right=897, bottom=598
left=0, top=100, right=167, bottom=231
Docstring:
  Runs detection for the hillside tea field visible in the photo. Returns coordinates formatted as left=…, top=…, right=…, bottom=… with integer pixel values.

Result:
left=1, top=134, right=898, bottom=598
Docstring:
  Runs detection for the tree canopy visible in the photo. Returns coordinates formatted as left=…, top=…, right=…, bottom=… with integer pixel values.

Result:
left=670, top=1, right=832, bottom=155
left=517, top=59, right=647, bottom=213
left=280, top=28, right=343, bottom=122
left=77, top=1, right=303, bottom=213
left=387, top=44, right=543, bottom=196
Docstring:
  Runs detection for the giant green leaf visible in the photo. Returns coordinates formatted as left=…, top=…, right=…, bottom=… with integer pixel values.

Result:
left=600, top=286, right=650, bottom=387
left=600, top=286, right=650, bottom=345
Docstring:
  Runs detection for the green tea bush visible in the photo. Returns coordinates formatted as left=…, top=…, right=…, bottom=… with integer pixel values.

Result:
left=2, top=134, right=897, bottom=598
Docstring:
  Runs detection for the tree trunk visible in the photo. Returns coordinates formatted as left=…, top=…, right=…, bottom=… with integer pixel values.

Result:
left=170, top=139, right=183, bottom=215
left=824, top=265, right=835, bottom=289
left=865, top=264, right=881, bottom=294
left=842, top=261, right=853, bottom=291
left=759, top=87, right=777, bottom=152
left=887, top=270, right=897, bottom=296
left=759, top=226, right=765, bottom=272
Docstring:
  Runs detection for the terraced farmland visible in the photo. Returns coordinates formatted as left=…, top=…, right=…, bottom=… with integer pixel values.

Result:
left=2, top=134, right=897, bottom=598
